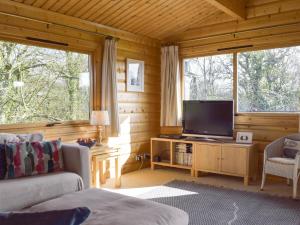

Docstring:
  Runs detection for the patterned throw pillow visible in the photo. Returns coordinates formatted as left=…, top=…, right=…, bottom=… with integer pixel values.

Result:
left=30, top=140, right=63, bottom=174
left=283, top=138, right=300, bottom=159
left=0, top=144, right=7, bottom=180
left=5, top=140, right=63, bottom=179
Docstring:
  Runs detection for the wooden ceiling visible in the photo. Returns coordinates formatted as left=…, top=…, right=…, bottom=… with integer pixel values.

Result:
left=7, top=0, right=298, bottom=42
left=10, top=0, right=225, bottom=40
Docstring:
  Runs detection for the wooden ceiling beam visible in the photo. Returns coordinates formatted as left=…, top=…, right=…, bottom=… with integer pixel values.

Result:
left=205, top=0, right=246, bottom=20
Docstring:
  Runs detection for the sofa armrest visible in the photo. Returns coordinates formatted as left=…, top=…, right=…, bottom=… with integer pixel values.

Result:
left=61, top=144, right=91, bottom=189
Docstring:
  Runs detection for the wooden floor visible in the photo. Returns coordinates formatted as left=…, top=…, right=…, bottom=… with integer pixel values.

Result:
left=101, top=167, right=299, bottom=199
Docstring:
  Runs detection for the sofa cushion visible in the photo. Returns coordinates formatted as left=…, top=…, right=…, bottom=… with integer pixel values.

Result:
left=25, top=188, right=189, bottom=225
left=30, top=140, right=64, bottom=174
left=4, top=140, right=63, bottom=179
left=0, top=207, right=90, bottom=225
left=16, top=133, right=44, bottom=142
left=0, top=133, right=19, bottom=144
left=0, top=172, right=83, bottom=212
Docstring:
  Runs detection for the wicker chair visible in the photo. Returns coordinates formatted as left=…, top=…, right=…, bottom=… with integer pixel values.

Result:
left=260, top=133, right=300, bottom=199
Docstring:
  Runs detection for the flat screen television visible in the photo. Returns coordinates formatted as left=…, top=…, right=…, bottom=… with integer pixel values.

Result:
left=182, top=100, right=234, bottom=139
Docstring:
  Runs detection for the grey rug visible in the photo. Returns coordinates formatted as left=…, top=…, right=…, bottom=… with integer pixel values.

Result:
left=138, top=180, right=300, bottom=225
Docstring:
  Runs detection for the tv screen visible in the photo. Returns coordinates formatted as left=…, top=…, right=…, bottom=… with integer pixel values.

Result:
left=182, top=100, right=233, bottom=138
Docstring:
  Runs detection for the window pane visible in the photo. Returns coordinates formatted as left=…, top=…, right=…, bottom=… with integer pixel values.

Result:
left=238, top=46, right=300, bottom=112
left=184, top=54, right=233, bottom=100
left=0, top=40, right=90, bottom=124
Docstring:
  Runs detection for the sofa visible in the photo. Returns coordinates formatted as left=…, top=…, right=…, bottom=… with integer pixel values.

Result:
left=0, top=134, right=189, bottom=225
left=0, top=143, right=90, bottom=212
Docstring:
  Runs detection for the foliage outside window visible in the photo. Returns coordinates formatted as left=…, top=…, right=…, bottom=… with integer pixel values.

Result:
left=0, top=40, right=90, bottom=124
left=238, top=46, right=300, bottom=112
left=184, top=54, right=233, bottom=100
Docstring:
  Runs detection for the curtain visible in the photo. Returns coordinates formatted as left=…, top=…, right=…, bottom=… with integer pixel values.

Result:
left=101, top=38, right=120, bottom=136
left=160, top=45, right=182, bottom=126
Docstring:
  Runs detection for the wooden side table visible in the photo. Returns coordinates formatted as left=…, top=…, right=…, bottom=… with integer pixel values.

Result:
left=91, top=145, right=121, bottom=188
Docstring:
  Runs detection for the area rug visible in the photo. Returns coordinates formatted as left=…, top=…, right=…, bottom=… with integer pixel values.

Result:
left=138, top=180, right=300, bottom=225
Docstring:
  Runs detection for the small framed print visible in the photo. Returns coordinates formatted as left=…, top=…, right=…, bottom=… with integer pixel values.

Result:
left=126, top=58, right=144, bottom=92
left=236, top=132, right=253, bottom=144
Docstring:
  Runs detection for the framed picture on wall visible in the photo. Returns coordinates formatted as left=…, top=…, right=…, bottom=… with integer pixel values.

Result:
left=126, top=58, right=144, bottom=92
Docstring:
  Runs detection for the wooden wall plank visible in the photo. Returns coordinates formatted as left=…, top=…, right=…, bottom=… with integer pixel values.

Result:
left=115, top=39, right=161, bottom=173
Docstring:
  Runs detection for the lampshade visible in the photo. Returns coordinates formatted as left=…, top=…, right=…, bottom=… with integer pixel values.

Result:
left=90, top=110, right=110, bottom=126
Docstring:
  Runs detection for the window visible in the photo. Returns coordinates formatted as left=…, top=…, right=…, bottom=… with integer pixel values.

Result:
left=238, top=46, right=300, bottom=112
left=184, top=54, right=233, bottom=100
left=0, top=40, right=91, bottom=124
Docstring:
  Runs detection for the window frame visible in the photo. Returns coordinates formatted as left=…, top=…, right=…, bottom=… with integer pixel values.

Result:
left=0, top=37, right=94, bottom=127
left=182, top=53, right=234, bottom=102
left=182, top=44, right=300, bottom=116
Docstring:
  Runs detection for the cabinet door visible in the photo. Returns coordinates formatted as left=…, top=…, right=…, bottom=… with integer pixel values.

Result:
left=194, top=144, right=221, bottom=172
left=221, top=146, right=247, bottom=176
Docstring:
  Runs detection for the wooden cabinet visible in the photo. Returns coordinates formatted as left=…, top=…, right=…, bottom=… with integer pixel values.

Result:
left=194, top=144, right=221, bottom=172
left=221, top=146, right=247, bottom=176
left=193, top=143, right=255, bottom=185
left=150, top=137, right=256, bottom=185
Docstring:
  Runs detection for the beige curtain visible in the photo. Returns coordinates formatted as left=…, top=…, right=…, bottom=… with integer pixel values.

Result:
left=160, top=45, right=182, bottom=126
left=101, top=38, right=120, bottom=136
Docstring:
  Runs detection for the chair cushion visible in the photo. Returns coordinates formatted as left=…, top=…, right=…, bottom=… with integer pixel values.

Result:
left=0, top=207, right=90, bottom=225
left=0, top=172, right=83, bottom=212
left=268, top=157, right=295, bottom=165
left=283, top=138, right=300, bottom=158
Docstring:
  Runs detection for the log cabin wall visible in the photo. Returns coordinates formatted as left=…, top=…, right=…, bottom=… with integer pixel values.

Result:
left=161, top=0, right=300, bottom=179
left=116, top=40, right=161, bottom=173
left=0, top=0, right=161, bottom=174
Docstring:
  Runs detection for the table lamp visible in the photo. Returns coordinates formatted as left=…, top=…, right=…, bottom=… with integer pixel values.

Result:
left=90, top=110, right=110, bottom=146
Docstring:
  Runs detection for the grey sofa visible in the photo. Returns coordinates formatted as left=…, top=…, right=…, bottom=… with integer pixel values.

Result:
left=0, top=144, right=90, bottom=212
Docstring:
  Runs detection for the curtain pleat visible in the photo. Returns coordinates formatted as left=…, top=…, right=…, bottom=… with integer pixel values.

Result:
left=101, top=38, right=120, bottom=136
left=160, top=46, right=182, bottom=126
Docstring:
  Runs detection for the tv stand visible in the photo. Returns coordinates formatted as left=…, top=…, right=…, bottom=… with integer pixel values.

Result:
left=151, top=137, right=257, bottom=186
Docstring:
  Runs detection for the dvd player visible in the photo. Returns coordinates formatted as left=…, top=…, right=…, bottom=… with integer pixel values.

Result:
left=158, top=134, right=185, bottom=139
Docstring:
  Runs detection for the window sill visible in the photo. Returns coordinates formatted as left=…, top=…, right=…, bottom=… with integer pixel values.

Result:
left=0, top=120, right=91, bottom=130
left=236, top=112, right=300, bottom=117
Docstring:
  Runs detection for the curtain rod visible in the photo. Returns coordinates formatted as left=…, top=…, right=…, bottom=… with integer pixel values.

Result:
left=0, top=11, right=111, bottom=39
left=26, top=37, right=68, bottom=46
left=218, top=45, right=253, bottom=51
left=177, top=21, right=300, bottom=44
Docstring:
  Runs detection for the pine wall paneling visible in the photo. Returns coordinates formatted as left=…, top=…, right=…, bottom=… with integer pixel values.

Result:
left=116, top=39, right=161, bottom=173
left=0, top=1, right=161, bottom=174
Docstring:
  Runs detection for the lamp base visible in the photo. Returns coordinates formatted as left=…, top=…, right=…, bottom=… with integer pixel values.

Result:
left=96, top=126, right=104, bottom=146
